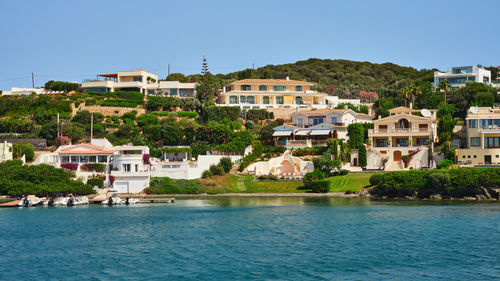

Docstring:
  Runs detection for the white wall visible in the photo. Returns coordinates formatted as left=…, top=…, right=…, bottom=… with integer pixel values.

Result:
left=151, top=155, right=242, bottom=179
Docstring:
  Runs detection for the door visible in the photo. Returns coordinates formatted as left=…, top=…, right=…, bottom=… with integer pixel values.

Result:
left=393, top=150, right=402, bottom=161
left=485, top=155, right=492, bottom=164
left=114, top=182, right=129, bottom=193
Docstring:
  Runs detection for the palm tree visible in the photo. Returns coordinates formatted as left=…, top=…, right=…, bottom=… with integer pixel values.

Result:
left=399, top=86, right=410, bottom=107
left=408, top=84, right=422, bottom=108
left=438, top=80, right=452, bottom=104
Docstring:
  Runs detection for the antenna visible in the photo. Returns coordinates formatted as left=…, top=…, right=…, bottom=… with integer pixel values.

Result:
left=168, top=64, right=170, bottom=76
left=57, top=113, right=60, bottom=137
left=32, top=72, right=35, bottom=88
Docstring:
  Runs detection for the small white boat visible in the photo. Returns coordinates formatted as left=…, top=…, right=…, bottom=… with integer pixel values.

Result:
left=44, top=195, right=89, bottom=206
left=102, top=194, right=124, bottom=205
left=18, top=195, right=43, bottom=207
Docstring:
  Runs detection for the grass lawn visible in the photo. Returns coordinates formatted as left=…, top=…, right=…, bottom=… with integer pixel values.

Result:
left=206, top=174, right=305, bottom=193
left=325, top=173, right=374, bottom=192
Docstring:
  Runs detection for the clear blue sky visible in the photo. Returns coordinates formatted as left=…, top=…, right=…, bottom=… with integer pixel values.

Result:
left=1, top=0, right=499, bottom=90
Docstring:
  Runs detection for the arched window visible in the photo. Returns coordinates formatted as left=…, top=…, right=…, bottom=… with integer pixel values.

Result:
left=295, top=96, right=303, bottom=104
left=295, top=86, right=303, bottom=91
left=263, top=96, right=270, bottom=104
left=241, top=85, right=251, bottom=91
left=259, top=85, right=267, bottom=91
left=399, top=118, right=409, bottom=129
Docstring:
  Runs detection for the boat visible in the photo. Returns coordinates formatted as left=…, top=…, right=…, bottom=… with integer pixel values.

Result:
left=102, top=194, right=124, bottom=205
left=44, top=195, right=89, bottom=206
left=18, top=195, right=43, bottom=207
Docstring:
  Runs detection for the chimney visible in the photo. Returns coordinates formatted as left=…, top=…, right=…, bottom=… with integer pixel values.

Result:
left=368, top=108, right=372, bottom=116
left=223, top=86, right=226, bottom=93
left=378, top=115, right=381, bottom=120
left=286, top=76, right=289, bottom=81
left=409, top=102, right=413, bottom=110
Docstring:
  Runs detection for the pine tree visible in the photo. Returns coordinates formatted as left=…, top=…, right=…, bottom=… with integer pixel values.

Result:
left=196, top=56, right=218, bottom=106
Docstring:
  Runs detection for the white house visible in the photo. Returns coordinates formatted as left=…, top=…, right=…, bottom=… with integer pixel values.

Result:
left=0, top=141, right=13, bottom=162
left=434, top=66, right=492, bottom=88
left=157, top=81, right=197, bottom=98
left=111, top=146, right=150, bottom=193
left=82, top=69, right=159, bottom=94
left=1, top=87, right=50, bottom=96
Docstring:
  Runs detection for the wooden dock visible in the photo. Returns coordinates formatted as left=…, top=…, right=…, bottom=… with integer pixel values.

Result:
left=0, top=200, right=21, bottom=208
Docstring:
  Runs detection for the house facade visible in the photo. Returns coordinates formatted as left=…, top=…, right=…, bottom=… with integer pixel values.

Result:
left=82, top=69, right=159, bottom=94
left=434, top=66, right=492, bottom=88
left=367, top=106, right=437, bottom=170
left=272, top=108, right=373, bottom=148
left=111, top=146, right=150, bottom=193
left=0, top=141, right=13, bottom=162
left=158, top=81, right=196, bottom=98
left=458, top=106, right=500, bottom=166
left=218, top=78, right=327, bottom=109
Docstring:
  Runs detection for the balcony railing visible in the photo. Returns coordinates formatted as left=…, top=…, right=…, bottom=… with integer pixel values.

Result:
left=369, top=128, right=429, bottom=134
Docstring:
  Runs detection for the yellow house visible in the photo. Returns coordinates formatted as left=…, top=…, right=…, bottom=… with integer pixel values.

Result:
left=458, top=106, right=500, bottom=165
left=218, top=78, right=327, bottom=109
left=367, top=106, right=437, bottom=170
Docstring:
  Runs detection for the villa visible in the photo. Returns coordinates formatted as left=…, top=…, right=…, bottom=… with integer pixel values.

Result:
left=217, top=78, right=328, bottom=109
left=434, top=66, right=492, bottom=88
left=457, top=106, right=500, bottom=166
left=82, top=69, right=159, bottom=95
left=0, top=141, right=13, bottom=163
left=367, top=106, right=437, bottom=170
left=158, top=81, right=197, bottom=98
left=272, top=108, right=373, bottom=147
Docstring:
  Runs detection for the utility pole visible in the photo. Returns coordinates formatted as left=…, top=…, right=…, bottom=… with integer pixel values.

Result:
left=252, top=63, right=255, bottom=70
left=57, top=113, right=60, bottom=137
left=91, top=114, right=94, bottom=139
left=32, top=72, right=35, bottom=88
left=350, top=85, right=352, bottom=99
left=168, top=64, right=170, bottom=76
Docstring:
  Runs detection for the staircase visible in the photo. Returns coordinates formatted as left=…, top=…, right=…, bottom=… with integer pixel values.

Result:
left=385, top=160, right=404, bottom=171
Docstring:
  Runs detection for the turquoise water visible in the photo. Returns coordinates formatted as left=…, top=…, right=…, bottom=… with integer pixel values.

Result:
left=0, top=198, right=499, bottom=280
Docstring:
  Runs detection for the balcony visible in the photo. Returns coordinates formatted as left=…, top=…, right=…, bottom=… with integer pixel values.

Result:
left=274, top=139, right=328, bottom=148
left=369, top=128, right=429, bottom=136
left=110, top=170, right=150, bottom=177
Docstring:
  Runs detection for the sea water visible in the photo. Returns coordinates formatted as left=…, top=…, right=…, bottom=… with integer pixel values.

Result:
left=0, top=198, right=499, bottom=280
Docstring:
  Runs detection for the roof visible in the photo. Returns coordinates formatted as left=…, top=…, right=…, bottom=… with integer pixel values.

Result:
left=229, top=79, right=312, bottom=85
left=388, top=106, right=419, bottom=114
left=59, top=144, right=116, bottom=155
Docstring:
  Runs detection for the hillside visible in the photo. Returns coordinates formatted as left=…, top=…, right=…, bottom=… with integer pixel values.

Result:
left=201, top=58, right=437, bottom=98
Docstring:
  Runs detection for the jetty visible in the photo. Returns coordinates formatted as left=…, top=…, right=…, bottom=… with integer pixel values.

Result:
left=0, top=200, right=21, bottom=208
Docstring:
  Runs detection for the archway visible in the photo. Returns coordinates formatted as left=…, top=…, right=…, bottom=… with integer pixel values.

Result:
left=398, top=118, right=409, bottom=129
left=393, top=150, right=402, bottom=161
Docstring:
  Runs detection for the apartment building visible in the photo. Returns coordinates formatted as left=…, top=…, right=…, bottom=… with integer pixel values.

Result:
left=458, top=107, right=500, bottom=165
left=82, top=69, right=159, bottom=94
left=218, top=78, right=328, bottom=109
left=434, top=66, right=491, bottom=88
left=367, top=106, right=437, bottom=170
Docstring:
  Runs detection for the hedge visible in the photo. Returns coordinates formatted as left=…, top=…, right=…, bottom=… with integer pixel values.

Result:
left=310, top=180, right=330, bottom=193
left=176, top=111, right=198, bottom=118
left=293, top=146, right=328, bottom=157
left=87, top=177, right=104, bottom=188
left=80, top=163, right=106, bottom=172
left=370, top=168, right=500, bottom=198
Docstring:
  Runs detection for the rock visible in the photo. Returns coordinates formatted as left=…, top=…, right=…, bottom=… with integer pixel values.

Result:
left=463, top=197, right=477, bottom=201
left=429, top=194, right=442, bottom=200
left=476, top=194, right=487, bottom=200
left=480, top=187, right=493, bottom=200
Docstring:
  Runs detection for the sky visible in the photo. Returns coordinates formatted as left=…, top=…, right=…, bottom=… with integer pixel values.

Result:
left=0, top=0, right=499, bottom=90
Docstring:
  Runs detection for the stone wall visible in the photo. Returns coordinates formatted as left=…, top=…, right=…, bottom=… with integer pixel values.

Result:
left=72, top=104, right=146, bottom=117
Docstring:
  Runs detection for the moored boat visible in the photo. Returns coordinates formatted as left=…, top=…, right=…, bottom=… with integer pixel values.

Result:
left=18, top=195, right=43, bottom=207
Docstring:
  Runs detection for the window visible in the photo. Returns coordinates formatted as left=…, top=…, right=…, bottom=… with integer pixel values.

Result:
left=330, top=117, right=338, bottom=125
left=61, top=156, right=70, bottom=163
left=170, top=89, right=178, bottom=96
left=468, top=155, right=471, bottom=158
left=89, top=156, right=97, bottom=163
left=474, top=155, right=477, bottom=158
left=276, top=96, right=284, bottom=104
left=247, top=96, right=255, bottom=104
left=123, top=164, right=131, bottom=172
left=469, top=119, right=477, bottom=128
left=470, top=137, right=481, bottom=147
left=311, top=118, right=324, bottom=125
left=229, top=96, right=238, bottom=104
left=241, top=85, right=251, bottom=91
left=295, top=86, right=302, bottom=91
left=71, top=156, right=79, bottom=163
left=263, top=96, right=270, bottom=104
left=259, top=85, right=267, bottom=91
left=297, top=118, right=304, bottom=127
left=240, top=96, right=246, bottom=103
left=273, top=86, right=286, bottom=91
left=133, top=77, right=142, bottom=82
left=80, top=156, right=89, bottom=163
left=135, top=164, right=139, bottom=172
left=295, top=96, right=303, bottom=104
left=98, top=156, right=107, bottom=163
left=485, top=137, right=500, bottom=148
left=179, top=89, right=187, bottom=97
left=418, top=138, right=428, bottom=146
left=480, top=119, right=490, bottom=129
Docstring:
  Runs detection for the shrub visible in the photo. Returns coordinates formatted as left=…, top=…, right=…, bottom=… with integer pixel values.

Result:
left=201, top=170, right=214, bottom=179
left=293, top=147, right=328, bottom=157
left=339, top=169, right=349, bottom=176
left=122, top=110, right=137, bottom=120
left=310, top=180, right=330, bottom=193
left=54, top=136, right=71, bottom=147
left=218, top=157, right=232, bottom=173
left=303, top=169, right=325, bottom=188
left=437, top=159, right=453, bottom=169
left=87, top=177, right=104, bottom=188
left=203, top=106, right=241, bottom=122
left=61, top=163, right=79, bottom=170
left=176, top=111, right=198, bottom=118
left=137, top=113, right=159, bottom=127
left=80, top=163, right=106, bottom=172
left=13, top=142, right=35, bottom=162
left=209, top=164, right=225, bottom=176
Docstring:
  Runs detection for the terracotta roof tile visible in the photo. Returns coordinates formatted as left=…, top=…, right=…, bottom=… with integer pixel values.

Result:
left=230, top=79, right=312, bottom=85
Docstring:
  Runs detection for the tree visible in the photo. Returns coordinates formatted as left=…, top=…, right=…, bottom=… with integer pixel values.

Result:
left=358, top=145, right=367, bottom=167
left=347, top=123, right=364, bottom=149
left=137, top=113, right=159, bottom=127
left=437, top=104, right=456, bottom=161
left=195, top=57, right=219, bottom=106
left=438, top=80, right=452, bottom=105
left=13, top=142, right=35, bottom=162
left=166, top=73, right=189, bottom=82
